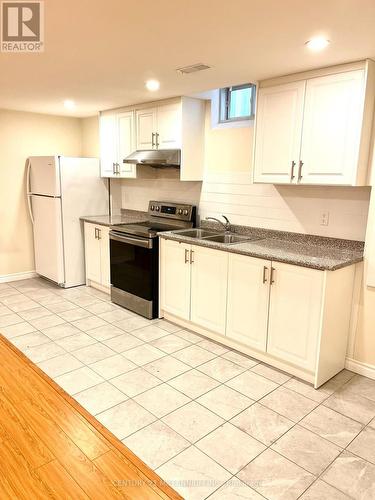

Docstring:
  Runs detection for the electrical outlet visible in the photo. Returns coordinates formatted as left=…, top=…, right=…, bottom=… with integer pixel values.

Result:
left=320, top=211, right=330, bottom=226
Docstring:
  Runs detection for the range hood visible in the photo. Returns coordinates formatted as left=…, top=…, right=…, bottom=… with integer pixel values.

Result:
left=123, top=149, right=181, bottom=168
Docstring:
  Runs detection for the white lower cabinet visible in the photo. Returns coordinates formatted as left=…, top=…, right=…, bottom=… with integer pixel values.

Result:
left=190, top=246, right=228, bottom=335
left=226, top=254, right=270, bottom=351
left=160, top=238, right=355, bottom=387
left=84, top=222, right=110, bottom=292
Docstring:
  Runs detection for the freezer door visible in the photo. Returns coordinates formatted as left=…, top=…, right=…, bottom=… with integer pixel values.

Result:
left=31, top=195, right=65, bottom=284
left=29, top=156, right=61, bottom=196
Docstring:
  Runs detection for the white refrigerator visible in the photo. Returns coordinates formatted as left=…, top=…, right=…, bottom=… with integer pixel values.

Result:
left=27, top=156, right=109, bottom=288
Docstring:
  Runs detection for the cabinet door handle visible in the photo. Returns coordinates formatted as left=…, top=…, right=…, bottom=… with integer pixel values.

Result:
left=151, top=132, right=155, bottom=148
left=270, top=267, right=276, bottom=284
left=190, top=250, right=194, bottom=264
left=263, top=266, right=268, bottom=284
left=184, top=248, right=189, bottom=263
left=298, top=160, right=304, bottom=182
left=94, top=228, right=98, bottom=239
left=112, top=162, right=116, bottom=175
left=98, top=229, right=101, bottom=240
left=117, top=163, right=120, bottom=174
left=291, top=161, right=296, bottom=181
left=155, top=132, right=159, bottom=149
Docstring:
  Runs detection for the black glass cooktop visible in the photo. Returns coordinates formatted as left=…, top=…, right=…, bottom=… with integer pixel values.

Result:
left=111, top=221, right=181, bottom=238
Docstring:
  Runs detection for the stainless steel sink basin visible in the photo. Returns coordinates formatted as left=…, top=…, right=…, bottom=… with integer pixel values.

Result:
left=174, top=228, right=220, bottom=238
left=204, top=233, right=252, bottom=244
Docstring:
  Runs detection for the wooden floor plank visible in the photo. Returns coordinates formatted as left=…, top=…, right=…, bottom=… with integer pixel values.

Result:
left=0, top=333, right=181, bottom=500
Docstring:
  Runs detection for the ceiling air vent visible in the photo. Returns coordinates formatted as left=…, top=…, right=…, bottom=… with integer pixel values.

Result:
left=176, top=63, right=211, bottom=75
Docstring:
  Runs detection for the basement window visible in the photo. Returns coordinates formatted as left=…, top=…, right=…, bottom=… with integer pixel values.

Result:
left=219, top=83, right=256, bottom=122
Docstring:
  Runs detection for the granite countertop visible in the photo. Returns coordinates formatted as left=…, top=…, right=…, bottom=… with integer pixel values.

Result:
left=80, top=209, right=148, bottom=227
left=159, top=223, right=364, bottom=271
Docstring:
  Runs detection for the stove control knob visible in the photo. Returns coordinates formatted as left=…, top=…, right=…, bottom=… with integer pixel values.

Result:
left=183, top=209, right=188, bottom=216
left=151, top=205, right=155, bottom=211
left=178, top=209, right=183, bottom=215
left=155, top=206, right=160, bottom=211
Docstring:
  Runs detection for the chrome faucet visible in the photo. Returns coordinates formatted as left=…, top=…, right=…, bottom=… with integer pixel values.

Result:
left=205, top=215, right=231, bottom=232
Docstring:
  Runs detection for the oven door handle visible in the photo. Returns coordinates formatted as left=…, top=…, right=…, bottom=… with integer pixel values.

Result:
left=109, top=231, right=153, bottom=249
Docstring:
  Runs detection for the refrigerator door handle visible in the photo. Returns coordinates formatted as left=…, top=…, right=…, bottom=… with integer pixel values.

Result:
left=26, top=158, right=35, bottom=224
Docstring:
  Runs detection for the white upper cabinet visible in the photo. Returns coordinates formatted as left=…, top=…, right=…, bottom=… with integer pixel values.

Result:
left=253, top=81, right=305, bottom=184
left=136, top=108, right=157, bottom=150
left=99, top=110, right=136, bottom=178
left=157, top=103, right=181, bottom=149
left=253, top=60, right=375, bottom=186
left=300, top=71, right=365, bottom=185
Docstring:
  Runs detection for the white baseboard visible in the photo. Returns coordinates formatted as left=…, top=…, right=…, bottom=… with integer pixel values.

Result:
left=345, top=357, right=375, bottom=380
left=0, top=271, right=37, bottom=283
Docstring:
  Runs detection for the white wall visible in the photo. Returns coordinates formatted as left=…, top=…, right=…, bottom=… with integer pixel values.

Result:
left=0, top=109, right=82, bottom=277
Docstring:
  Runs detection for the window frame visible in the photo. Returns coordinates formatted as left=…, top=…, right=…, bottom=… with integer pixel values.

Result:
left=219, top=83, right=256, bottom=123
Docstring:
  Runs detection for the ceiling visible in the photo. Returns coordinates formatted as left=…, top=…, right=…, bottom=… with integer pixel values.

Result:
left=1, top=0, right=375, bottom=117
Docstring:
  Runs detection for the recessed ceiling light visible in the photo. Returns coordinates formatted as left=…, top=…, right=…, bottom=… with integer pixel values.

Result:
left=305, top=37, right=330, bottom=51
left=145, top=79, right=160, bottom=91
left=63, top=99, right=76, bottom=110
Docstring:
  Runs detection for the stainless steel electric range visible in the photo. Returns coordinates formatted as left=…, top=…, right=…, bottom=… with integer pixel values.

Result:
left=109, top=201, right=196, bottom=319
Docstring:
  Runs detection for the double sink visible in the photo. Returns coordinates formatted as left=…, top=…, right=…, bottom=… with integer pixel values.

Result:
left=172, top=228, right=259, bottom=245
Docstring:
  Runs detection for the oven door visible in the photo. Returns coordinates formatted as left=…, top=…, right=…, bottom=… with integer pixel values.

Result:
left=109, top=231, right=159, bottom=317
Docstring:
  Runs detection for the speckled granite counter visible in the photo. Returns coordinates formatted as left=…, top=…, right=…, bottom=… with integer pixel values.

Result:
left=159, top=223, right=364, bottom=271
left=80, top=209, right=148, bottom=227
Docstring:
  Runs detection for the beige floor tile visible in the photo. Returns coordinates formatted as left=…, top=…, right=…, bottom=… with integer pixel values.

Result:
left=1, top=293, right=30, bottom=305
left=156, top=446, right=231, bottom=500
left=271, top=425, right=341, bottom=475
left=173, top=344, right=217, bottom=368
left=58, top=307, right=92, bottom=321
left=143, top=356, right=190, bottom=381
left=150, top=334, right=191, bottom=354
left=84, top=301, right=119, bottom=315
left=320, top=370, right=356, bottom=394
left=111, top=367, right=161, bottom=397
left=130, top=324, right=170, bottom=342
left=369, top=417, right=375, bottom=430
left=231, top=403, right=294, bottom=446
left=0, top=313, right=24, bottom=327
left=347, top=427, right=375, bottom=464
left=208, top=479, right=264, bottom=499
left=342, top=375, right=375, bottom=402
left=72, top=343, right=116, bottom=364
left=238, top=449, right=315, bottom=500
left=55, top=332, right=97, bottom=352
left=113, top=316, right=151, bottom=332
left=69, top=295, right=102, bottom=308
left=29, top=314, right=65, bottom=330
left=123, top=421, right=190, bottom=469
left=322, top=451, right=375, bottom=499
left=103, top=332, right=143, bottom=353
left=261, top=386, right=318, bottom=422
left=222, top=350, right=259, bottom=369
left=197, top=385, right=253, bottom=420
left=54, top=366, right=104, bottom=395
left=72, top=316, right=108, bottom=332
left=197, top=338, right=230, bottom=356
left=98, top=309, right=134, bottom=323
left=0, top=305, right=13, bottom=317
left=96, top=399, right=156, bottom=440
left=19, top=306, right=52, bottom=321
left=37, top=352, right=83, bottom=377
left=89, top=354, right=137, bottom=379
left=36, top=294, right=65, bottom=306
left=324, top=386, right=375, bottom=424
left=86, top=324, right=124, bottom=341
left=155, top=320, right=182, bottom=333
left=175, top=329, right=203, bottom=344
left=11, top=331, right=51, bottom=349
left=7, top=300, right=40, bottom=313
left=41, top=323, right=82, bottom=341
left=74, top=381, right=128, bottom=415
left=284, top=378, right=331, bottom=403
left=299, top=480, right=350, bottom=499
left=22, top=341, right=66, bottom=363
left=162, top=401, right=224, bottom=443
left=226, top=371, right=278, bottom=400
left=196, top=422, right=265, bottom=474
left=251, top=363, right=292, bottom=384
left=198, top=357, right=246, bottom=382
left=122, top=344, right=165, bottom=366
left=300, top=405, right=363, bottom=448
left=168, top=370, right=220, bottom=399
left=0, top=321, right=36, bottom=338
left=44, top=300, right=77, bottom=314
left=134, top=384, right=190, bottom=418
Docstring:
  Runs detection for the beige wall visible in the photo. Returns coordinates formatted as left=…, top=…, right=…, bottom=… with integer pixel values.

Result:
left=81, top=116, right=100, bottom=157
left=0, top=109, right=82, bottom=276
